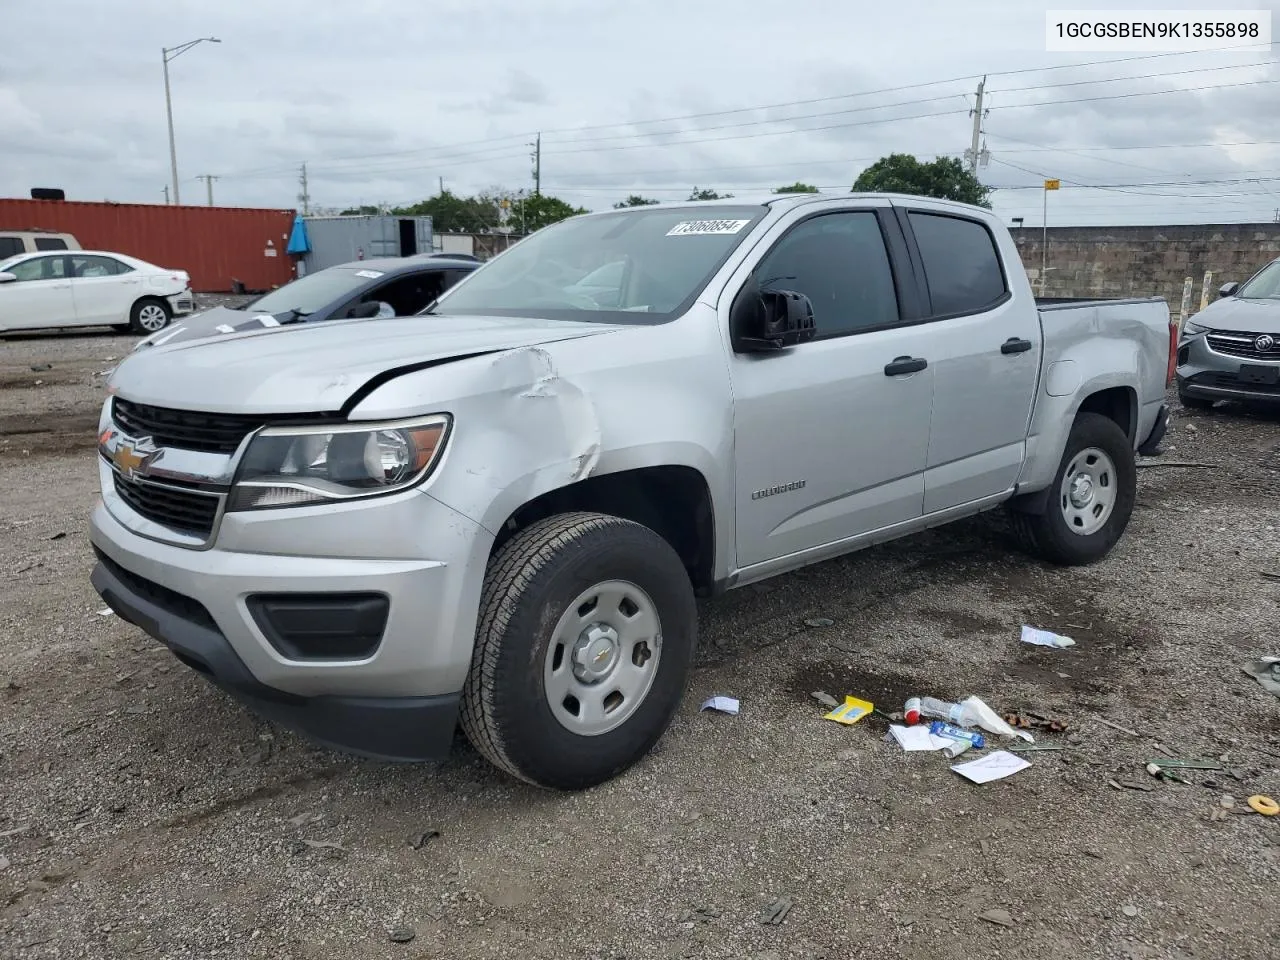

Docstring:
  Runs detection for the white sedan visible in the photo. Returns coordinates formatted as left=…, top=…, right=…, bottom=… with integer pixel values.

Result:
left=0, top=250, right=194, bottom=335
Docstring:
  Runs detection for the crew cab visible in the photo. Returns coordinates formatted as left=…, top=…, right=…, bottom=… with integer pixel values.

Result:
left=88, top=194, right=1173, bottom=790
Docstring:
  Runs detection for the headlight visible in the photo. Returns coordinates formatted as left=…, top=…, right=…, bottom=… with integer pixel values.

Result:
left=228, top=414, right=450, bottom=511
left=1181, top=319, right=1208, bottom=337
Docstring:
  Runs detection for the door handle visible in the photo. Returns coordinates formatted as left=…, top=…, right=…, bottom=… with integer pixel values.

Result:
left=884, top=356, right=927, bottom=376
left=1001, top=337, right=1033, bottom=354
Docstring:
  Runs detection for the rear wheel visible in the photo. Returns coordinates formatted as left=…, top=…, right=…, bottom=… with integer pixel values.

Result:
left=1178, top=390, right=1213, bottom=411
left=1010, top=412, right=1136, bottom=566
left=460, top=512, right=697, bottom=790
left=129, top=298, right=171, bottom=334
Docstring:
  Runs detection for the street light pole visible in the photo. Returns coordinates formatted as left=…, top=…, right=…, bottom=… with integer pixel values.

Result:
left=162, top=37, right=221, bottom=206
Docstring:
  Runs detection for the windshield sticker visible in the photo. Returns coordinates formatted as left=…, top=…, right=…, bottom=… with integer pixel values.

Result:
left=666, top=219, right=751, bottom=237
left=355, top=269, right=384, bottom=279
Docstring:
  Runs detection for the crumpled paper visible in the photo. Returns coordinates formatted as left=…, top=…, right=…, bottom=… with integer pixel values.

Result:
left=1243, top=657, right=1280, bottom=697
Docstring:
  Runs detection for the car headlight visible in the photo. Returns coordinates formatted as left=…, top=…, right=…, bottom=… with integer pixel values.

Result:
left=228, top=415, right=451, bottom=511
left=1181, top=319, right=1208, bottom=337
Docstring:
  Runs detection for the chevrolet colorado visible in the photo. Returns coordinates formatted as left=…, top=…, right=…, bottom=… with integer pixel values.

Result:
left=90, top=194, right=1173, bottom=789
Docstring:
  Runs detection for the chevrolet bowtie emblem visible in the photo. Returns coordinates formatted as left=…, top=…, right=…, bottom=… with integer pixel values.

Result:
left=101, top=431, right=158, bottom=480
left=112, top=443, right=148, bottom=475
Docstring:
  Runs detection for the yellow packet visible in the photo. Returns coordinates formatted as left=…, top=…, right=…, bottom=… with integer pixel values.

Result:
left=824, top=695, right=873, bottom=725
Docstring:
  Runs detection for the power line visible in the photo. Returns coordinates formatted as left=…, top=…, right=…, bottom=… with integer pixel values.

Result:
left=533, top=41, right=1269, bottom=136
left=216, top=48, right=1273, bottom=180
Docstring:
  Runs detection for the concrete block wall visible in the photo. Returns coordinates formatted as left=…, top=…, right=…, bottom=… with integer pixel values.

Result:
left=1010, top=223, right=1280, bottom=317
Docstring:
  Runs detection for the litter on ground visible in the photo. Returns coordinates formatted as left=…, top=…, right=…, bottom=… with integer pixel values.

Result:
left=699, top=696, right=739, bottom=715
left=951, top=751, right=1031, bottom=784
left=1020, top=625, right=1076, bottom=648
left=823, top=695, right=873, bottom=725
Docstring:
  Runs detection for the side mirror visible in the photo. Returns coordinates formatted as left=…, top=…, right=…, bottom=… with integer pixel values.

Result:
left=729, top=277, right=816, bottom=353
left=0, top=272, right=16, bottom=284
left=1219, top=281, right=1239, bottom=298
left=347, top=301, right=381, bottom=319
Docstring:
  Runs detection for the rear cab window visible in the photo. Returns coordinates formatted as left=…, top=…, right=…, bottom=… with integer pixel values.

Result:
left=34, top=237, right=69, bottom=251
left=907, top=211, right=1008, bottom=317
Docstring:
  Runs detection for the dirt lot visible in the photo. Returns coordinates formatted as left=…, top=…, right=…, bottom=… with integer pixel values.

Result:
left=1, top=327, right=1278, bottom=960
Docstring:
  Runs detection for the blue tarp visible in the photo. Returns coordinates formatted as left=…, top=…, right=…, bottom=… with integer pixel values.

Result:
left=286, top=215, right=311, bottom=255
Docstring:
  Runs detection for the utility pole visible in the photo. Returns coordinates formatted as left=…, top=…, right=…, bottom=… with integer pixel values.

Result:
left=298, top=162, right=311, bottom=215
left=197, top=174, right=218, bottom=206
left=162, top=185, right=170, bottom=205
left=965, top=76, right=989, bottom=175
left=438, top=176, right=444, bottom=194
left=162, top=37, right=222, bottom=206
left=530, top=133, right=541, bottom=197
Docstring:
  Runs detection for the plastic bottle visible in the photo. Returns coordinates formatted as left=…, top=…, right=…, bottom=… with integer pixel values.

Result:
left=904, top=697, right=922, bottom=725
left=918, top=697, right=968, bottom=725
left=929, top=720, right=986, bottom=749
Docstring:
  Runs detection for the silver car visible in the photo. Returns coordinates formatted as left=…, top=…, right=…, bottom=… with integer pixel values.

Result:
left=1176, top=258, right=1280, bottom=409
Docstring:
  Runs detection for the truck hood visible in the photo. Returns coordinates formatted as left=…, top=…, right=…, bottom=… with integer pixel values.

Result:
left=109, top=314, right=621, bottom=414
left=1192, top=296, right=1280, bottom=334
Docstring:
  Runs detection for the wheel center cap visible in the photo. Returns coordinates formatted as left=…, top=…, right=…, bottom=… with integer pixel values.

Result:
left=572, top=624, right=619, bottom=682
left=1069, top=473, right=1094, bottom=508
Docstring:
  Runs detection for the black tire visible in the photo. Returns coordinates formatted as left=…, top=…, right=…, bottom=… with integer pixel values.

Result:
left=1178, top=390, right=1213, bottom=411
left=460, top=511, right=697, bottom=790
left=1009, top=412, right=1137, bottom=566
left=128, top=298, right=171, bottom=334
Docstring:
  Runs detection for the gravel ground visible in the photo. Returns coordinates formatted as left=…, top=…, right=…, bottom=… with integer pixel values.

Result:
left=1, top=325, right=1278, bottom=960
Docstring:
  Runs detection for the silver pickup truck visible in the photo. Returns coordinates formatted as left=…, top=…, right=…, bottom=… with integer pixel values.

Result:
left=90, top=194, right=1173, bottom=789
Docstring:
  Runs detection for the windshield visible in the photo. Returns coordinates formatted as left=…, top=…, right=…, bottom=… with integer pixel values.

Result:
left=1236, top=260, right=1280, bottom=299
left=0, top=255, right=24, bottom=273
left=430, top=206, right=767, bottom=323
left=240, top=267, right=375, bottom=315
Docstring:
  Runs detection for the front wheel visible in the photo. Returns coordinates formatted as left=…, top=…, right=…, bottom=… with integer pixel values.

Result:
left=460, top=512, right=697, bottom=790
left=1010, top=412, right=1137, bottom=566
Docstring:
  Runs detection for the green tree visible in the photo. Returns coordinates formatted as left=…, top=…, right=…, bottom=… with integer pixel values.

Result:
left=338, top=204, right=383, bottom=215
left=392, top=190, right=500, bottom=233
left=851, top=154, right=991, bottom=208
left=614, top=195, right=661, bottom=208
left=688, top=187, right=733, bottom=201
left=508, top=193, right=588, bottom=233
left=773, top=183, right=819, bottom=194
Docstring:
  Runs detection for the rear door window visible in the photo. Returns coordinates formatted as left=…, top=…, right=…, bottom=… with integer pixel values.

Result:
left=0, top=238, right=23, bottom=259
left=907, top=212, right=1008, bottom=317
left=34, top=237, right=68, bottom=251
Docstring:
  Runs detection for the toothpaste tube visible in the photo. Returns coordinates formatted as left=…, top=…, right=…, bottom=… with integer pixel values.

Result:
left=929, top=720, right=985, bottom=749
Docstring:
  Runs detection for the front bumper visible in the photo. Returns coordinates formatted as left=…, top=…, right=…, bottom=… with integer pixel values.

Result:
left=92, top=550, right=460, bottom=761
left=89, top=480, right=493, bottom=760
left=1176, top=332, right=1280, bottom=404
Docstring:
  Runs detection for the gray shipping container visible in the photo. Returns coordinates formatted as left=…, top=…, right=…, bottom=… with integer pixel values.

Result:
left=301, top=215, right=433, bottom=272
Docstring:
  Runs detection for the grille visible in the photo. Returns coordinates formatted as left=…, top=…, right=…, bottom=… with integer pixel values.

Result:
left=112, top=398, right=263, bottom=454
left=112, top=473, right=221, bottom=537
left=1206, top=332, right=1280, bottom=362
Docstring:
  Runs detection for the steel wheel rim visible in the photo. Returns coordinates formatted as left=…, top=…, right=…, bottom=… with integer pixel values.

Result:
left=1059, top=446, right=1117, bottom=536
left=543, top=579, right=663, bottom=736
left=138, top=304, right=168, bottom=331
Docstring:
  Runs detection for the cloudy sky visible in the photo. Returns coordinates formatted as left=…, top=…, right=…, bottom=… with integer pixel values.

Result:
left=3, top=0, right=1279, bottom=225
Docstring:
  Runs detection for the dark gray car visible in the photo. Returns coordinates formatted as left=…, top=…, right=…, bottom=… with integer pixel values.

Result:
left=134, top=256, right=477, bottom=350
left=1176, top=257, right=1280, bottom=409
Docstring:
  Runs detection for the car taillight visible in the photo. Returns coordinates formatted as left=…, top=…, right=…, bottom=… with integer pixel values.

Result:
left=1166, top=320, right=1177, bottom=386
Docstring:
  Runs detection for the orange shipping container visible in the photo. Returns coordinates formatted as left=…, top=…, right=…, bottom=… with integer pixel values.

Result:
left=0, top=199, right=297, bottom=293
